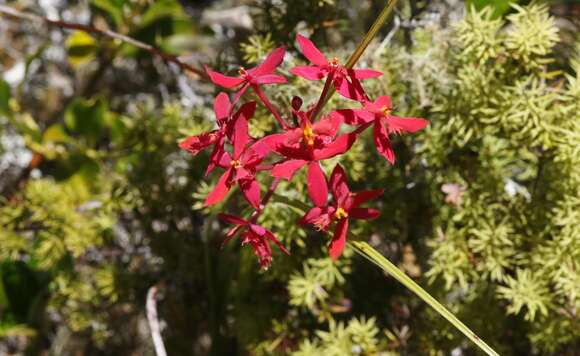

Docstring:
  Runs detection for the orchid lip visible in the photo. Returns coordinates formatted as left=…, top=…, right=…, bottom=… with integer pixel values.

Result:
left=330, top=57, right=340, bottom=67
left=230, top=159, right=242, bottom=169
left=381, top=106, right=392, bottom=116
left=334, top=207, right=348, bottom=220
left=303, top=124, right=316, bottom=146
left=238, top=66, right=249, bottom=78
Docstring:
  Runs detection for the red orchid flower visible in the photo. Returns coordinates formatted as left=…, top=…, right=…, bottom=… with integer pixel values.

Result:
left=265, top=111, right=357, bottom=207
left=289, top=34, right=382, bottom=101
left=219, top=214, right=290, bottom=269
left=331, top=96, right=428, bottom=164
left=204, top=111, right=269, bottom=209
left=179, top=95, right=258, bottom=176
left=300, top=164, right=383, bottom=260
left=205, top=47, right=287, bottom=101
left=179, top=92, right=230, bottom=156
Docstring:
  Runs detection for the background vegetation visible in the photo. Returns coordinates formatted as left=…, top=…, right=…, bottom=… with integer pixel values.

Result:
left=0, top=0, right=579, bottom=355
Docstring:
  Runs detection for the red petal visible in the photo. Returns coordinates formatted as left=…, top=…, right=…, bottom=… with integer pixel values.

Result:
left=335, top=75, right=365, bottom=101
left=214, top=92, right=231, bottom=121
left=233, top=118, right=249, bottom=159
left=289, top=66, right=326, bottom=80
left=271, top=159, right=308, bottom=180
left=235, top=101, right=257, bottom=123
left=283, top=127, right=305, bottom=146
left=373, top=120, right=395, bottom=164
left=386, top=116, right=429, bottom=134
left=296, top=34, right=328, bottom=66
left=329, top=164, right=350, bottom=200
left=349, top=208, right=380, bottom=220
left=299, top=206, right=324, bottom=225
left=205, top=66, right=244, bottom=88
left=240, top=179, right=261, bottom=209
left=249, top=47, right=286, bottom=76
left=205, top=168, right=233, bottom=206
left=374, top=96, right=392, bottom=109
left=255, top=133, right=286, bottom=155
left=328, top=219, right=349, bottom=260
left=307, top=162, right=328, bottom=207
left=205, top=138, right=229, bottom=173
left=249, top=224, right=266, bottom=236
left=179, top=131, right=219, bottom=156
left=234, top=167, right=252, bottom=181
left=313, top=116, right=341, bottom=137
left=218, top=213, right=248, bottom=226
left=351, top=69, right=383, bottom=79
left=264, top=230, right=290, bottom=255
left=349, top=189, right=384, bottom=209
left=232, top=82, right=250, bottom=106
left=254, top=74, right=287, bottom=85
left=276, top=145, right=311, bottom=160
left=233, top=102, right=256, bottom=158
left=249, top=138, right=274, bottom=161
left=314, top=132, right=357, bottom=160
left=216, top=150, right=232, bottom=168
left=330, top=109, right=374, bottom=125
left=242, top=149, right=267, bottom=169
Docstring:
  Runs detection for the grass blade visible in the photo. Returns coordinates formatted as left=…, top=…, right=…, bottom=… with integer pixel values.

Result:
left=350, top=241, right=499, bottom=356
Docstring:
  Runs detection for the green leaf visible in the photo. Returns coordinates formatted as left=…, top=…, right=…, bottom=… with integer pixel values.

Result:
left=350, top=241, right=500, bottom=356
left=104, top=113, right=127, bottom=144
left=467, top=0, right=521, bottom=18
left=64, top=98, right=107, bottom=143
left=160, top=34, right=200, bottom=55
left=91, top=0, right=125, bottom=27
left=66, top=31, right=98, bottom=67
left=12, top=113, right=42, bottom=143
left=140, top=0, right=184, bottom=29
left=0, top=79, right=10, bottom=116
left=0, top=261, right=43, bottom=323
left=0, top=267, right=9, bottom=311
left=42, top=124, right=70, bottom=144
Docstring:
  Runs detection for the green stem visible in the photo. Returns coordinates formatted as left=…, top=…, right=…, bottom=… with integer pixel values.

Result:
left=344, top=0, right=399, bottom=69
left=349, top=241, right=500, bottom=356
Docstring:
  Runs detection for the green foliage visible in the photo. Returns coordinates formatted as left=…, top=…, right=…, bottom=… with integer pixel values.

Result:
left=293, top=317, right=381, bottom=356
left=400, top=3, right=580, bottom=353
left=289, top=257, right=349, bottom=312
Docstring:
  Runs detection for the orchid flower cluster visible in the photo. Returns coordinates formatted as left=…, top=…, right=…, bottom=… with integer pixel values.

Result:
left=180, top=35, right=428, bottom=268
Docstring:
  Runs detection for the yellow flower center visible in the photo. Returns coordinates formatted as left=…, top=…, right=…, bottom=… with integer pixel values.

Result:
left=303, top=124, right=316, bottom=146
left=334, top=207, right=348, bottom=220
left=330, top=57, right=339, bottom=67
left=230, top=160, right=242, bottom=169
left=238, top=67, right=248, bottom=77
left=381, top=106, right=392, bottom=116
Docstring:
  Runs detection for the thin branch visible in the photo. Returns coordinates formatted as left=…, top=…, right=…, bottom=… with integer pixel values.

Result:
left=0, top=4, right=206, bottom=79
left=146, top=285, right=168, bottom=356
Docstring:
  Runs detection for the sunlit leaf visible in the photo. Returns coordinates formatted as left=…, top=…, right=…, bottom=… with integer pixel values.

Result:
left=66, top=31, right=98, bottom=67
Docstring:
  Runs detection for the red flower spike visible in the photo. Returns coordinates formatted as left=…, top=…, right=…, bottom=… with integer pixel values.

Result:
left=219, top=214, right=290, bottom=269
left=290, top=34, right=382, bottom=101
left=330, top=96, right=429, bottom=164
left=300, top=164, right=383, bottom=260
left=204, top=116, right=268, bottom=209
left=205, top=47, right=287, bottom=99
